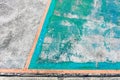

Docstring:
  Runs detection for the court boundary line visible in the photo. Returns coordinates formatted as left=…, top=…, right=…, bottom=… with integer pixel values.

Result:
left=0, top=69, right=120, bottom=74
left=24, top=0, right=51, bottom=70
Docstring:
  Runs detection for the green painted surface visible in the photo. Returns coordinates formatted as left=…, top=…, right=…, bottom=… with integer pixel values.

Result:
left=29, top=0, right=120, bottom=69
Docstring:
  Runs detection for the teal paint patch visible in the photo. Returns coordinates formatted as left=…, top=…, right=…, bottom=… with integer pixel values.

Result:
left=29, top=0, right=120, bottom=70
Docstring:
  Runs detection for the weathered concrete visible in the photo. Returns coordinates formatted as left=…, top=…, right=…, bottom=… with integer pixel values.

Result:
left=0, top=0, right=47, bottom=68
left=0, top=77, right=120, bottom=80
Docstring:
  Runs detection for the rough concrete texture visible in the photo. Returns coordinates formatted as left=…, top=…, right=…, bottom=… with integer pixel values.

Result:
left=0, top=77, right=120, bottom=80
left=0, top=0, right=47, bottom=68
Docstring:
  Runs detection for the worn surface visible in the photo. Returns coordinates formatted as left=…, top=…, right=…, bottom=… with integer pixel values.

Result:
left=0, top=0, right=47, bottom=68
left=0, top=0, right=120, bottom=77
left=29, top=0, right=120, bottom=69
left=0, top=77, right=120, bottom=80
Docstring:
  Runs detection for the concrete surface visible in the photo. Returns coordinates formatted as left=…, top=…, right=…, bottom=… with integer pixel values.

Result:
left=0, top=0, right=120, bottom=78
left=0, top=0, right=47, bottom=68
left=0, top=77, right=120, bottom=80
